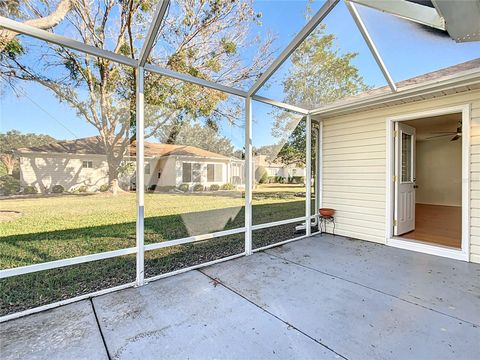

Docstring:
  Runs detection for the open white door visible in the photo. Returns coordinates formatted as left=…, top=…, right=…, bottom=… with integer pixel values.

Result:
left=394, top=122, right=416, bottom=236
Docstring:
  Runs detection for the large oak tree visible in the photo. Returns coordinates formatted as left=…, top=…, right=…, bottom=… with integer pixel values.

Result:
left=0, top=0, right=274, bottom=190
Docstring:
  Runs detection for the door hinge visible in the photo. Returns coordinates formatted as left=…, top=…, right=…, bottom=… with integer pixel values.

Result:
left=393, top=175, right=397, bottom=182
left=393, top=219, right=397, bottom=226
left=393, top=130, right=398, bottom=137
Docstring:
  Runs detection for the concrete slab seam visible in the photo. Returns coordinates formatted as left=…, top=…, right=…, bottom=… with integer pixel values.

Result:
left=196, top=269, right=349, bottom=360
left=90, top=298, right=113, bottom=360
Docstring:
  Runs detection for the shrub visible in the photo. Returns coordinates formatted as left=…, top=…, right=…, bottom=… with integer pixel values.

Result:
left=23, top=186, right=38, bottom=195
left=51, top=185, right=65, bottom=194
left=289, top=176, right=305, bottom=184
left=209, top=184, right=220, bottom=191
left=0, top=175, right=20, bottom=195
left=255, top=166, right=268, bottom=184
left=73, top=185, right=87, bottom=193
left=178, top=183, right=189, bottom=192
left=0, top=162, right=7, bottom=177
left=11, top=167, right=20, bottom=180
left=193, top=184, right=204, bottom=192
left=221, top=183, right=235, bottom=190
left=148, top=184, right=157, bottom=192
left=261, top=172, right=269, bottom=184
left=153, top=185, right=176, bottom=192
left=99, top=184, right=110, bottom=192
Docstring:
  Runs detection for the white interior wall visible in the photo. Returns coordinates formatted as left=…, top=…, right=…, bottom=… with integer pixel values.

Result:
left=415, top=138, right=462, bottom=207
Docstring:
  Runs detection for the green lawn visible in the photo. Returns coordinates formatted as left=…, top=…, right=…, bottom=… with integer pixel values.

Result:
left=0, top=185, right=308, bottom=315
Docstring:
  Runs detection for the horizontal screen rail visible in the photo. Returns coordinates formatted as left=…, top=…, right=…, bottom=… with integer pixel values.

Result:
left=145, top=253, right=246, bottom=283
left=145, top=228, right=246, bottom=252
left=251, top=217, right=307, bottom=231
left=0, top=247, right=137, bottom=279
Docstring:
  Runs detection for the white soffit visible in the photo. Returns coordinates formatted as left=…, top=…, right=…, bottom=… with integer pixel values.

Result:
left=350, top=0, right=445, bottom=30
left=432, top=0, right=480, bottom=42
left=351, top=0, right=480, bottom=43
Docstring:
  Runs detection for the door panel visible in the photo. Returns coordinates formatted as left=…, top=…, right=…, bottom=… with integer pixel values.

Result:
left=394, top=123, right=416, bottom=235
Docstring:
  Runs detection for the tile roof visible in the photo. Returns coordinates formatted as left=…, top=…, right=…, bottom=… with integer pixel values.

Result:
left=17, top=136, right=231, bottom=160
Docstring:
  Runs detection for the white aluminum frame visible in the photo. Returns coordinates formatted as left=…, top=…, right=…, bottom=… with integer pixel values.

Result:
left=345, top=1, right=397, bottom=92
left=0, top=0, right=412, bottom=318
left=247, top=0, right=340, bottom=96
left=139, top=0, right=170, bottom=67
left=305, top=114, right=312, bottom=236
left=136, top=67, right=146, bottom=286
left=0, top=17, right=137, bottom=67
left=245, top=96, right=253, bottom=255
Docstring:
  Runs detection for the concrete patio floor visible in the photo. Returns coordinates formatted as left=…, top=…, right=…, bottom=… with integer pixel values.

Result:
left=1, top=234, right=479, bottom=359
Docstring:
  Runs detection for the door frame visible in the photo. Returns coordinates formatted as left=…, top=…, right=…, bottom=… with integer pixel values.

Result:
left=394, top=122, right=416, bottom=236
left=386, top=104, right=471, bottom=261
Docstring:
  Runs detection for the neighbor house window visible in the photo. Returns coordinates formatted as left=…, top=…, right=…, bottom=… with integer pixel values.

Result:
left=182, top=163, right=191, bottom=182
left=82, top=161, right=93, bottom=168
left=145, top=164, right=151, bottom=174
left=183, top=162, right=202, bottom=182
left=207, top=164, right=223, bottom=182
left=192, top=163, right=201, bottom=182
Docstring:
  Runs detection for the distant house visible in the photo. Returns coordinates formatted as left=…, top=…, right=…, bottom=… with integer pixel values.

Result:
left=253, top=154, right=306, bottom=182
left=16, top=136, right=245, bottom=193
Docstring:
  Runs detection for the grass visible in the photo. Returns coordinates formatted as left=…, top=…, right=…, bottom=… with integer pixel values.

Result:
left=0, top=184, right=308, bottom=315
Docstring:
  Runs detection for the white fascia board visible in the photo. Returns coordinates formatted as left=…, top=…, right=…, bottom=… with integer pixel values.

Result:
left=310, top=69, right=480, bottom=117
left=350, top=0, right=445, bottom=30
left=0, top=16, right=138, bottom=67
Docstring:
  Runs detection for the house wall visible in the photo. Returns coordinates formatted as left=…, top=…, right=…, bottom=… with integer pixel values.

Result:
left=19, top=154, right=109, bottom=192
left=416, top=138, right=462, bottom=207
left=320, top=89, right=480, bottom=263
left=147, top=158, right=176, bottom=187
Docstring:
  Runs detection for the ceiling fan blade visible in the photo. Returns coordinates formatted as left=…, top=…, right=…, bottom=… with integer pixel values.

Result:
left=451, top=134, right=461, bottom=141
left=425, top=134, right=453, bottom=140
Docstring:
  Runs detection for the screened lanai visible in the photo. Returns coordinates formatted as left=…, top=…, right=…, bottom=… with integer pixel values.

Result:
left=1, top=0, right=480, bottom=326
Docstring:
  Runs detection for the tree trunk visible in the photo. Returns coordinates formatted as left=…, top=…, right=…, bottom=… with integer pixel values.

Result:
left=107, top=159, right=123, bottom=195
left=0, top=154, right=16, bottom=175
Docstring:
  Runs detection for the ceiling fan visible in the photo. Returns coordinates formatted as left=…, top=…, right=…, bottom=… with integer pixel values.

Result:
left=426, top=121, right=462, bottom=141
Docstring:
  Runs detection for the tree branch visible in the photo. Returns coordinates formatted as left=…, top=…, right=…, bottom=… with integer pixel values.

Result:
left=0, top=0, right=75, bottom=51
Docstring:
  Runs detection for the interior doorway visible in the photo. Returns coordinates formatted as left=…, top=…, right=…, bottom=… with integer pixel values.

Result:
left=386, top=105, right=470, bottom=261
left=396, top=113, right=462, bottom=248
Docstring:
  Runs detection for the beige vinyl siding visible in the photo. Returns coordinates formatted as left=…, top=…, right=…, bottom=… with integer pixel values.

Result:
left=322, top=113, right=386, bottom=244
left=321, top=89, right=480, bottom=263
left=470, top=94, right=480, bottom=263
